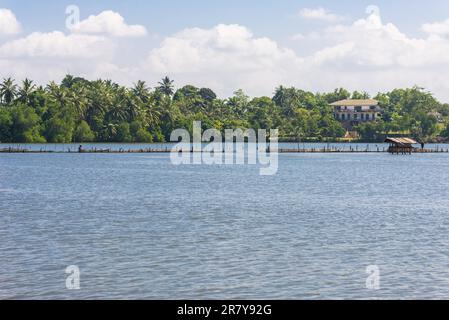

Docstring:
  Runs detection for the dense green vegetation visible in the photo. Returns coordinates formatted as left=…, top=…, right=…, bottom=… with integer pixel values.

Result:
left=1, top=75, right=448, bottom=143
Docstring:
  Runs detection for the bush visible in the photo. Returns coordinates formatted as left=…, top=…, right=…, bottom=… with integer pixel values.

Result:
left=10, top=105, right=46, bottom=143
left=74, top=121, right=95, bottom=142
left=23, top=129, right=46, bottom=143
left=0, top=108, right=12, bottom=142
left=44, top=115, right=74, bottom=143
left=152, top=130, right=165, bottom=142
left=115, top=123, right=133, bottom=142
left=356, top=121, right=385, bottom=142
left=130, top=121, right=153, bottom=142
left=135, top=128, right=153, bottom=142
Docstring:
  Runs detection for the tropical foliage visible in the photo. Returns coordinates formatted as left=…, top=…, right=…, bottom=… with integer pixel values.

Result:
left=0, top=75, right=448, bottom=143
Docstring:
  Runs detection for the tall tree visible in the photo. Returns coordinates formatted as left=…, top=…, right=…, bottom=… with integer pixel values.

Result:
left=132, top=80, right=150, bottom=103
left=46, top=81, right=73, bottom=110
left=157, top=76, right=175, bottom=97
left=18, top=79, right=36, bottom=105
left=0, top=78, right=18, bottom=104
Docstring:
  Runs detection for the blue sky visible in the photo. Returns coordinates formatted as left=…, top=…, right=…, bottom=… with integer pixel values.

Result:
left=4, top=0, right=449, bottom=38
left=2, top=1, right=449, bottom=100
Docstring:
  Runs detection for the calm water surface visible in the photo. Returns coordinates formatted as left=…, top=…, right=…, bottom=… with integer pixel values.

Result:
left=1, top=152, right=449, bottom=299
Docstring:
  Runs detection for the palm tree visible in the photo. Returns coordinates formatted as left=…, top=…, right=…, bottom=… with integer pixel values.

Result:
left=143, top=95, right=161, bottom=128
left=157, top=95, right=178, bottom=133
left=18, top=78, right=36, bottom=104
left=227, top=89, right=249, bottom=117
left=273, top=86, right=287, bottom=107
left=107, top=88, right=128, bottom=122
left=132, top=80, right=150, bottom=103
left=125, top=93, right=142, bottom=122
left=61, top=74, right=75, bottom=88
left=86, top=81, right=113, bottom=123
left=46, top=81, right=72, bottom=109
left=105, top=123, right=118, bottom=140
left=157, top=76, right=175, bottom=97
left=73, top=86, right=89, bottom=120
left=273, top=86, right=301, bottom=117
left=0, top=77, right=18, bottom=104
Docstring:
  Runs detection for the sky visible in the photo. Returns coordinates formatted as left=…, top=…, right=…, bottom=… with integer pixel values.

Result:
left=2, top=0, right=449, bottom=100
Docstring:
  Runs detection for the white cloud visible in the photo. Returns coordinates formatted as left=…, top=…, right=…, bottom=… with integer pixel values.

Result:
left=298, top=7, right=344, bottom=23
left=306, top=12, right=449, bottom=68
left=0, top=31, right=112, bottom=59
left=0, top=29, right=116, bottom=84
left=4, top=7, right=449, bottom=102
left=0, top=8, right=21, bottom=35
left=422, top=19, right=449, bottom=36
left=145, top=24, right=302, bottom=95
left=292, top=10, right=449, bottom=99
left=70, top=10, right=147, bottom=37
left=0, top=9, right=140, bottom=87
left=143, top=12, right=449, bottom=101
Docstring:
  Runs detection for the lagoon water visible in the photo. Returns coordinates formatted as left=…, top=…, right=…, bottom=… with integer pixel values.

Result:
left=1, top=150, right=449, bottom=299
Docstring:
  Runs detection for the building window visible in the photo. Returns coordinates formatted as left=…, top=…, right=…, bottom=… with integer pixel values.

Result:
left=354, top=114, right=358, bottom=120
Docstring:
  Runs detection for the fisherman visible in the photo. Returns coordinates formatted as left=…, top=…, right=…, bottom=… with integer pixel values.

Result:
left=421, top=142, right=425, bottom=150
left=78, top=145, right=83, bottom=153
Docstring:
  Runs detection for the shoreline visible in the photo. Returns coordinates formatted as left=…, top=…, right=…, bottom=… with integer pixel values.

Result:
left=2, top=148, right=448, bottom=154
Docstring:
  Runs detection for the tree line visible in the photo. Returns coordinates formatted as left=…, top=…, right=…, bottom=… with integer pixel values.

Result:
left=1, top=75, right=448, bottom=143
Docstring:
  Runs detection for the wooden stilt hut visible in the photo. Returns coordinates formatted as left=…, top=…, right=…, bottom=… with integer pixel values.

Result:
left=385, top=137, right=418, bottom=155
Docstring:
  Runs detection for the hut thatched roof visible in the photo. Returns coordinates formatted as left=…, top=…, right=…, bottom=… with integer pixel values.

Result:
left=385, top=137, right=418, bottom=145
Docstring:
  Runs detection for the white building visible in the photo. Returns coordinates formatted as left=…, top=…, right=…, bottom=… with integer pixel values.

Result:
left=331, top=99, right=382, bottom=128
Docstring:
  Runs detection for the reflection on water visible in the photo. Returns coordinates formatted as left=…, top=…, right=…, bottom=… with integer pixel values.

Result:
left=1, top=153, right=449, bottom=299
